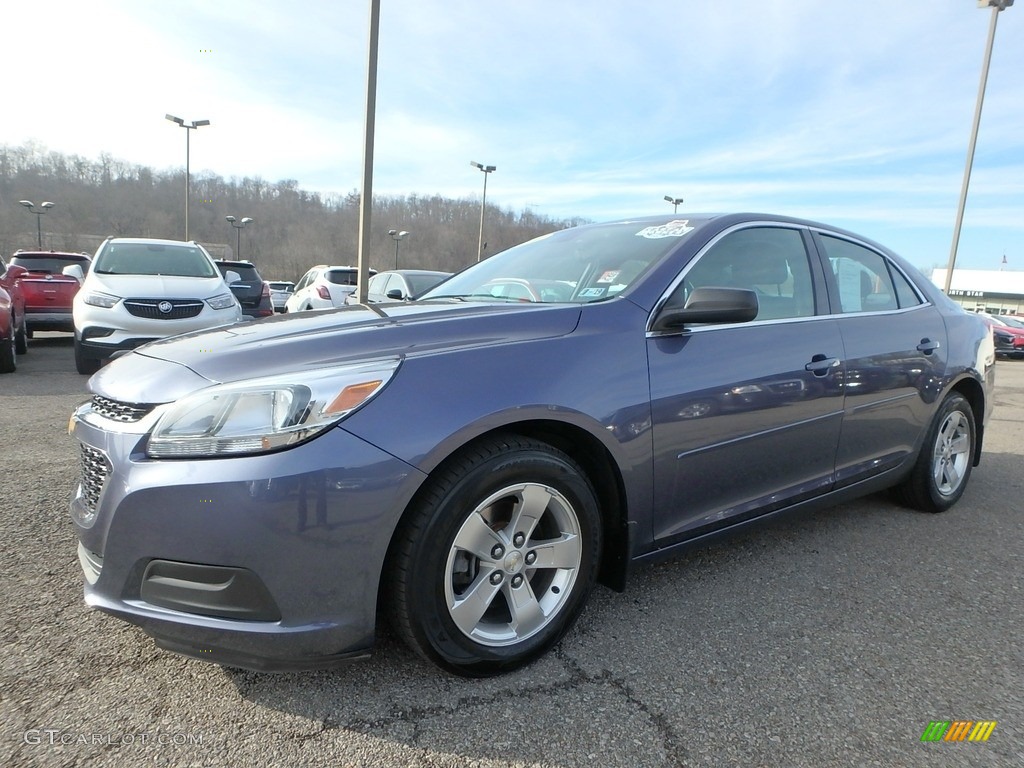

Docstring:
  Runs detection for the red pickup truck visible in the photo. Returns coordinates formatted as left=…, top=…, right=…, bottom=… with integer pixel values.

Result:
left=9, top=250, right=92, bottom=335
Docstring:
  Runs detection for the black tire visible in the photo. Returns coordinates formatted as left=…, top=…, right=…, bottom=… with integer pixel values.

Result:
left=14, top=316, right=27, bottom=355
left=893, top=392, right=975, bottom=513
left=388, top=434, right=602, bottom=676
left=0, top=324, right=15, bottom=373
left=74, top=337, right=101, bottom=375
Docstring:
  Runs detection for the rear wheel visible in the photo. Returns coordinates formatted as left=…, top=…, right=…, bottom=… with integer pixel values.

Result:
left=14, top=316, right=27, bottom=355
left=893, top=392, right=975, bottom=513
left=74, top=337, right=100, bottom=375
left=388, top=434, right=602, bottom=676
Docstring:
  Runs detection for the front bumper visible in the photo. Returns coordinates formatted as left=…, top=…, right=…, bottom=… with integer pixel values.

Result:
left=70, top=401, right=425, bottom=671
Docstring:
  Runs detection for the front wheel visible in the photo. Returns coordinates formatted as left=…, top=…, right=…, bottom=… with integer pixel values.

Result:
left=893, top=392, right=976, bottom=513
left=74, top=337, right=100, bottom=375
left=388, top=435, right=602, bottom=676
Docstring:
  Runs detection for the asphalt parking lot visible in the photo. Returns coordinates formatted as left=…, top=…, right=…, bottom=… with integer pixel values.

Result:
left=2, top=333, right=1022, bottom=767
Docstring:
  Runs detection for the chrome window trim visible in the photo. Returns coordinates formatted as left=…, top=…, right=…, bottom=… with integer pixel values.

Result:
left=646, top=221, right=935, bottom=338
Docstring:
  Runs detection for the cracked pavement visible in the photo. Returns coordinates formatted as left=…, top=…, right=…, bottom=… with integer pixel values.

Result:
left=2, top=334, right=1022, bottom=767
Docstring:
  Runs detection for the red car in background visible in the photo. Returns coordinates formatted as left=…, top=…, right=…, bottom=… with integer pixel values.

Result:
left=9, top=250, right=91, bottom=336
left=0, top=256, right=28, bottom=368
left=977, top=312, right=1024, bottom=360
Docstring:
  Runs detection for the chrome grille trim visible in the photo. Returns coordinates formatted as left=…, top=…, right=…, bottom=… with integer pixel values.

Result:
left=79, top=444, right=111, bottom=516
left=123, top=298, right=204, bottom=319
left=91, top=394, right=155, bottom=423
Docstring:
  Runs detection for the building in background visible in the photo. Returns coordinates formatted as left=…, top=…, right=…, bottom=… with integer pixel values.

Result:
left=930, top=269, right=1024, bottom=315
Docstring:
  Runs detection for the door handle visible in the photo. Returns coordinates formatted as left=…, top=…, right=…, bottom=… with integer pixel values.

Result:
left=916, top=338, right=940, bottom=354
left=805, top=355, right=840, bottom=376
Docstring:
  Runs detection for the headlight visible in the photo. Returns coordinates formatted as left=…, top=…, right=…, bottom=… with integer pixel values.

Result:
left=146, top=360, right=400, bottom=458
left=207, top=293, right=238, bottom=310
left=83, top=292, right=120, bottom=308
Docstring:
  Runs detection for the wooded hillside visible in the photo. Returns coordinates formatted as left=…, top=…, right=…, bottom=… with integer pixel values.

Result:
left=0, top=143, right=586, bottom=281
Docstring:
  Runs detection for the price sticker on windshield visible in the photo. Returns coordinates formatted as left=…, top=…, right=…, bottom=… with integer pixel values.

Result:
left=636, top=220, right=695, bottom=239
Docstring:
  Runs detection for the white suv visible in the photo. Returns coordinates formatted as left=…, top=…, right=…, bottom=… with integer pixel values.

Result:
left=70, top=237, right=242, bottom=374
left=285, top=265, right=375, bottom=312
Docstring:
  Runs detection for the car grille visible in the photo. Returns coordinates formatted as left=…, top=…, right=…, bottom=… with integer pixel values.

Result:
left=123, top=298, right=204, bottom=319
left=91, top=395, right=155, bottom=423
left=79, top=444, right=112, bottom=515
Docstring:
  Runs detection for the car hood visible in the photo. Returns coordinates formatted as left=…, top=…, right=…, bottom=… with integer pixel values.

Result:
left=90, top=301, right=583, bottom=403
left=87, top=273, right=230, bottom=299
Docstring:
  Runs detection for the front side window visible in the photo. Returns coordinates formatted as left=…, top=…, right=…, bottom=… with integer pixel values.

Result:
left=672, top=226, right=816, bottom=321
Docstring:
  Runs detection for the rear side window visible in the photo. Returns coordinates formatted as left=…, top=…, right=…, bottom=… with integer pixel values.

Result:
left=819, top=236, right=911, bottom=313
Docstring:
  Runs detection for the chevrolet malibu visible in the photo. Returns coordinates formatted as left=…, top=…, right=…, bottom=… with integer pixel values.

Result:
left=69, top=213, right=994, bottom=676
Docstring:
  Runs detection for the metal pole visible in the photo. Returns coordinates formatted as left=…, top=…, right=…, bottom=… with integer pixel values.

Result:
left=36, top=214, right=42, bottom=249
left=185, top=127, right=191, bottom=241
left=944, top=4, right=1001, bottom=294
left=236, top=226, right=241, bottom=257
left=394, top=239, right=400, bottom=270
left=355, top=0, right=381, bottom=304
left=477, top=171, right=488, bottom=262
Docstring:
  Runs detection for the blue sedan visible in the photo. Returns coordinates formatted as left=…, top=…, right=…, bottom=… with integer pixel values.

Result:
left=69, top=213, right=994, bottom=676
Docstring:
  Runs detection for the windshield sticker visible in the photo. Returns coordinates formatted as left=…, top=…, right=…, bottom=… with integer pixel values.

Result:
left=579, top=287, right=606, bottom=298
left=636, top=220, right=695, bottom=239
left=596, top=270, right=621, bottom=284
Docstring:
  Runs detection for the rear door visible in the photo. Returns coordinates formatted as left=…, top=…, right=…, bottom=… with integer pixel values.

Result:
left=810, top=232, right=947, bottom=487
left=648, top=224, right=845, bottom=544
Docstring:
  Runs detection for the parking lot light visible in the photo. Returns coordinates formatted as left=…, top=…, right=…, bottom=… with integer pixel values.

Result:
left=18, top=200, right=55, bottom=249
left=166, top=114, right=211, bottom=241
left=470, top=161, right=496, bottom=262
left=664, top=195, right=684, bottom=214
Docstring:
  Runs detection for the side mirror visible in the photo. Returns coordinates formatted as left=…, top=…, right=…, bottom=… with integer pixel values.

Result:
left=5, top=264, right=28, bottom=280
left=385, top=288, right=405, bottom=300
left=62, top=264, right=86, bottom=283
left=225, top=270, right=242, bottom=285
left=651, top=287, right=759, bottom=332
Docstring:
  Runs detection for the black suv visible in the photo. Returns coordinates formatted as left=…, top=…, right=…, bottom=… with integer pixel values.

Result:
left=215, top=260, right=274, bottom=319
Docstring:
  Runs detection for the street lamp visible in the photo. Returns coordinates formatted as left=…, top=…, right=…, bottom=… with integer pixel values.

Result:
left=225, top=216, right=255, bottom=259
left=388, top=229, right=409, bottom=269
left=165, top=114, right=211, bottom=241
left=470, top=161, right=496, bottom=262
left=664, top=195, right=684, bottom=214
left=18, top=200, right=55, bottom=249
left=943, top=0, right=1014, bottom=294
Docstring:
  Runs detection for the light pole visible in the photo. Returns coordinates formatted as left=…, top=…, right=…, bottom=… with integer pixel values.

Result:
left=664, top=195, right=684, bottom=214
left=944, top=0, right=1013, bottom=294
left=225, top=216, right=255, bottom=259
left=388, top=229, right=409, bottom=269
left=165, top=114, right=211, bottom=241
left=18, top=200, right=55, bottom=249
left=471, top=161, right=496, bottom=261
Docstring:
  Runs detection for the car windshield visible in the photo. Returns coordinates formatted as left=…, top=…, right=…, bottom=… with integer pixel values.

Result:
left=11, top=256, right=89, bottom=273
left=997, top=315, right=1024, bottom=330
left=93, top=243, right=217, bottom=278
left=420, top=218, right=704, bottom=304
left=269, top=282, right=293, bottom=291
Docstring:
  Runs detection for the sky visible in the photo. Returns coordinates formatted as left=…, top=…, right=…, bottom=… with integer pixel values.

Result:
left=3, top=0, right=1022, bottom=272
